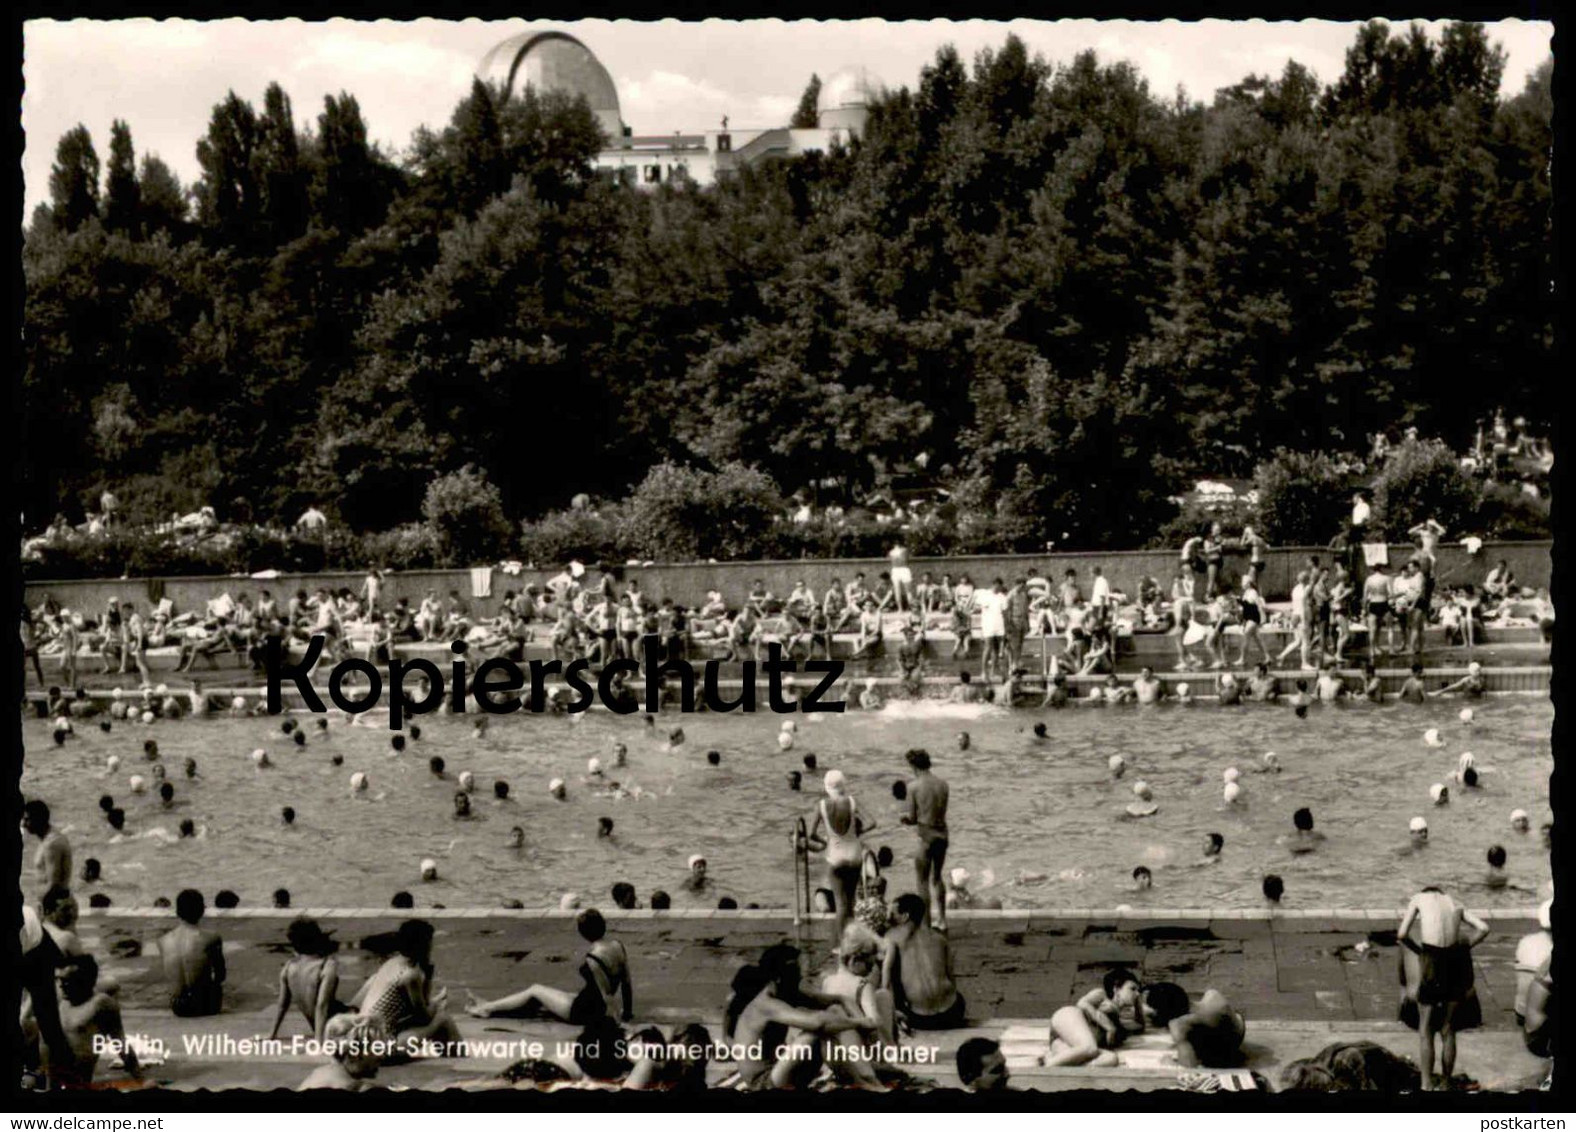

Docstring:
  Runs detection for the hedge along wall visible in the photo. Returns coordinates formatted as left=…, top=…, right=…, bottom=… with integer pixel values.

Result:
left=22, top=541, right=1551, bottom=623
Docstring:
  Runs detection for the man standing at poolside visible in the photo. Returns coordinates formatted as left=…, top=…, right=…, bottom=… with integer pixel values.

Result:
left=888, top=544, right=913, bottom=614
left=1003, top=576, right=1030, bottom=673
left=900, top=749, right=950, bottom=929
left=1398, top=885, right=1490, bottom=1090
left=977, top=579, right=1008, bottom=683
left=23, top=800, right=72, bottom=899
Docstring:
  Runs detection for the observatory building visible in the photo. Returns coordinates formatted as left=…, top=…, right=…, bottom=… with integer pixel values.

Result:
left=479, top=30, right=876, bottom=188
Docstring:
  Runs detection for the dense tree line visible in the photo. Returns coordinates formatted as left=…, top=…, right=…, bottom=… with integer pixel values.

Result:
left=22, top=22, right=1553, bottom=554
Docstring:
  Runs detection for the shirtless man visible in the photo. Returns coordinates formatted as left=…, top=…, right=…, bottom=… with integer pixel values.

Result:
left=160, top=889, right=226, bottom=1017
left=1247, top=662, right=1279, bottom=703
left=1131, top=666, right=1163, bottom=705
left=881, top=894, right=964, bottom=1030
left=725, top=943, right=876, bottom=1090
left=52, top=955, right=140, bottom=1088
left=1399, top=663, right=1428, bottom=704
left=1397, top=886, right=1490, bottom=1089
left=901, top=749, right=950, bottom=927
left=24, top=800, right=72, bottom=897
left=1362, top=564, right=1395, bottom=661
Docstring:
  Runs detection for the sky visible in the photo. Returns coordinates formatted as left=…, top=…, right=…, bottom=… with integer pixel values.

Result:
left=21, top=17, right=1553, bottom=221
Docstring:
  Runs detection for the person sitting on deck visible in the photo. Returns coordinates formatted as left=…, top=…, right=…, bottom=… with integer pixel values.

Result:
left=722, top=943, right=877, bottom=1091
left=159, top=888, right=226, bottom=1017
left=1169, top=988, right=1247, bottom=1068
left=880, top=894, right=964, bottom=1031
left=270, top=918, right=348, bottom=1041
left=51, top=954, right=140, bottom=1089
left=351, top=919, right=463, bottom=1059
left=465, top=908, right=632, bottom=1026
left=298, top=1014, right=387, bottom=1091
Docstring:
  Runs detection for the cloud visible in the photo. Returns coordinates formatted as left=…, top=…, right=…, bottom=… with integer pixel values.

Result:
left=291, top=29, right=473, bottom=89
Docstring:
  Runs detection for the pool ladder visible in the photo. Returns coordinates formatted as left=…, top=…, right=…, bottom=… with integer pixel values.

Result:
left=791, top=816, right=813, bottom=953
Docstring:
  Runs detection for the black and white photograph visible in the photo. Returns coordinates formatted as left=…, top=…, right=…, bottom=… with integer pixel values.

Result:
left=11, top=11, right=1558, bottom=1109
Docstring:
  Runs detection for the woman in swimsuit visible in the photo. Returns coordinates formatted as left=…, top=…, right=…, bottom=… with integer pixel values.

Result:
left=466, top=909, right=632, bottom=1025
left=1047, top=969, right=1143, bottom=1066
left=1202, top=523, right=1225, bottom=598
left=807, top=770, right=876, bottom=945
left=1236, top=578, right=1269, bottom=667
left=351, top=919, right=462, bottom=1059
left=270, top=918, right=348, bottom=1041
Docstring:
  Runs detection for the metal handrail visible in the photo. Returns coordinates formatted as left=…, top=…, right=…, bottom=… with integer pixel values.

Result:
left=791, top=816, right=811, bottom=953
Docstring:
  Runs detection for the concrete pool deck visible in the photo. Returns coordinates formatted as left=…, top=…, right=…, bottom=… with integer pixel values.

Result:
left=69, top=908, right=1550, bottom=1093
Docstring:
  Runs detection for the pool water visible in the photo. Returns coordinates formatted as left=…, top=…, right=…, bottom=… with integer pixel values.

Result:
left=21, top=698, right=1552, bottom=911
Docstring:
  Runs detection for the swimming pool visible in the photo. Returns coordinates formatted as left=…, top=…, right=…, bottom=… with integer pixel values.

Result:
left=21, top=697, right=1552, bottom=911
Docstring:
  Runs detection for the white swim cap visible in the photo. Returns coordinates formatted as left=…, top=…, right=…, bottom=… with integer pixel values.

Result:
left=1409, top=816, right=1428, bottom=833
left=1263, top=751, right=1278, bottom=765
left=823, top=769, right=847, bottom=797
left=781, top=720, right=797, bottom=733
left=950, top=867, right=970, bottom=888
left=420, top=858, right=437, bottom=880
left=1424, top=728, right=1443, bottom=747
left=251, top=749, right=268, bottom=767
left=162, top=697, right=180, bottom=716
left=1220, top=672, right=1236, bottom=685
left=1177, top=683, right=1190, bottom=696
left=1108, top=754, right=1126, bottom=771
left=548, top=777, right=565, bottom=795
left=1512, top=808, right=1530, bottom=825
left=1459, top=707, right=1475, bottom=724
left=1539, top=900, right=1552, bottom=931
left=232, top=696, right=247, bottom=711
left=106, top=755, right=121, bottom=772
left=155, top=683, right=168, bottom=695
left=351, top=772, right=368, bottom=792
left=458, top=771, right=475, bottom=791
left=559, top=892, right=580, bottom=911
left=1132, top=781, right=1152, bottom=800
left=1468, top=662, right=1482, bottom=675
left=141, top=711, right=155, bottom=724
left=111, top=688, right=123, bottom=700
left=587, top=757, right=602, bottom=775
left=1223, top=782, right=1241, bottom=804
left=129, top=774, right=146, bottom=793
left=777, top=731, right=794, bottom=750
left=1223, top=768, right=1240, bottom=784
left=688, top=854, right=706, bottom=869
left=1459, top=752, right=1476, bottom=772
left=1430, top=783, right=1449, bottom=804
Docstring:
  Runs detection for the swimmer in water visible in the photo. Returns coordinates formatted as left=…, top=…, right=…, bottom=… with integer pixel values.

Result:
left=597, top=817, right=614, bottom=839
left=956, top=732, right=970, bottom=752
left=1360, top=662, right=1383, bottom=704
left=1216, top=671, right=1242, bottom=706
left=1432, top=661, right=1487, bottom=701
left=1401, top=816, right=1429, bottom=854
left=1174, top=682, right=1194, bottom=706
left=1132, top=667, right=1163, bottom=705
left=1314, top=663, right=1347, bottom=703
left=1262, top=875, right=1284, bottom=904
left=1485, top=845, right=1508, bottom=888
left=1285, top=808, right=1326, bottom=853
left=184, top=758, right=198, bottom=779
left=1100, top=674, right=1132, bottom=705
left=453, top=793, right=473, bottom=820
left=1126, top=782, right=1158, bottom=818
left=787, top=771, right=802, bottom=791
left=1511, top=810, right=1531, bottom=834
left=1197, top=832, right=1224, bottom=865
left=859, top=678, right=883, bottom=710
left=1131, top=866, right=1153, bottom=892
left=1043, top=673, right=1070, bottom=708
left=549, top=778, right=567, bottom=801
left=1247, top=663, right=1279, bottom=703
left=1398, top=663, right=1428, bottom=705
left=1108, top=754, right=1126, bottom=779
left=612, top=742, right=628, bottom=769
left=508, top=826, right=525, bottom=850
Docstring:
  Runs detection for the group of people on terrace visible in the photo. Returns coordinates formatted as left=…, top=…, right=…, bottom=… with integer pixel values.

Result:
left=18, top=522, right=1554, bottom=697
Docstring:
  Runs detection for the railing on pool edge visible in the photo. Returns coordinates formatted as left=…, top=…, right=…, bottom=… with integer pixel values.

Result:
left=792, top=816, right=812, bottom=955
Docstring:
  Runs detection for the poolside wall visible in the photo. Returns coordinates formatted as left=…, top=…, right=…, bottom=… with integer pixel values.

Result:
left=24, top=541, right=1551, bottom=620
